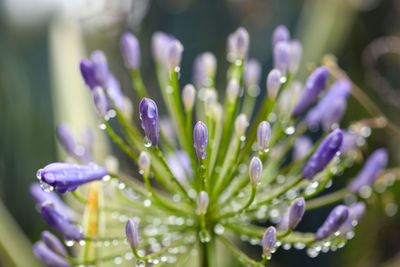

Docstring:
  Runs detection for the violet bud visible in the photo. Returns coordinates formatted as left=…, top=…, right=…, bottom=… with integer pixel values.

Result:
left=125, top=219, right=139, bottom=249
left=41, top=203, right=83, bottom=241
left=92, top=87, right=108, bottom=117
left=197, top=191, right=209, bottom=215
left=106, top=73, right=125, bottom=110
left=249, top=157, right=262, bottom=185
left=30, top=183, right=77, bottom=221
left=348, top=149, right=388, bottom=193
left=182, top=84, right=196, bottom=112
left=204, top=89, right=218, bottom=115
left=292, top=66, right=330, bottom=116
left=193, top=121, right=208, bottom=160
left=166, top=40, right=184, bottom=70
left=272, top=25, right=290, bottom=48
left=302, top=129, right=343, bottom=180
left=288, top=197, right=305, bottom=229
left=315, top=205, right=349, bottom=241
left=273, top=41, right=290, bottom=75
left=244, top=59, right=262, bottom=92
left=193, top=52, right=217, bottom=88
left=151, top=31, right=174, bottom=64
left=339, top=202, right=366, bottom=234
left=262, top=226, right=277, bottom=257
left=235, top=114, right=249, bottom=138
left=33, top=241, right=72, bottom=267
left=41, top=231, right=68, bottom=256
left=257, top=121, right=271, bottom=152
left=293, top=136, right=313, bottom=160
left=37, top=162, right=108, bottom=194
left=139, top=98, right=160, bottom=147
left=340, top=130, right=360, bottom=156
left=321, top=97, right=347, bottom=131
left=139, top=151, right=151, bottom=177
left=226, top=79, right=240, bottom=103
left=267, top=69, right=282, bottom=99
left=56, top=123, right=79, bottom=158
left=121, top=32, right=141, bottom=70
left=81, top=126, right=94, bottom=155
left=288, top=40, right=302, bottom=73
left=79, top=59, right=98, bottom=90
left=227, top=27, right=249, bottom=62
left=90, top=50, right=109, bottom=88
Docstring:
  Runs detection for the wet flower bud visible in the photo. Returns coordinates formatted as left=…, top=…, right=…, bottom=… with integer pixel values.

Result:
left=302, top=129, right=343, bottom=180
left=37, top=163, right=108, bottom=193
left=293, top=136, right=313, bottom=161
left=262, top=226, right=277, bottom=257
left=125, top=219, right=139, bottom=249
left=166, top=40, right=184, bottom=70
left=274, top=41, right=290, bottom=75
left=339, top=202, right=366, bottom=234
left=33, top=241, right=72, bottom=267
left=226, top=79, right=240, bottom=103
left=121, top=32, right=141, bottom=70
left=288, top=197, right=305, bottom=229
left=197, top=191, right=209, bottom=215
left=182, top=84, right=196, bottom=112
left=292, top=66, right=330, bottom=116
left=249, top=157, right=262, bottom=185
left=92, top=87, right=108, bottom=117
left=139, top=151, right=151, bottom=176
left=315, top=205, right=349, bottom=241
left=193, top=52, right=217, bottom=88
left=244, top=59, right=262, bottom=89
left=139, top=98, right=160, bottom=147
left=288, top=40, right=302, bottom=73
left=41, top=203, right=83, bottom=241
left=348, top=149, right=388, bottom=193
left=235, top=114, right=249, bottom=138
left=267, top=69, right=282, bottom=99
left=257, top=121, right=271, bottom=152
left=272, top=25, right=290, bottom=48
left=193, top=121, right=208, bottom=160
left=90, top=50, right=109, bottom=88
left=79, top=59, right=98, bottom=90
left=41, top=231, right=68, bottom=256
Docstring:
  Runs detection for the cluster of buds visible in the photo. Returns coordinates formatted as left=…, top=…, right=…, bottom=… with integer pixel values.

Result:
left=31, top=25, right=394, bottom=267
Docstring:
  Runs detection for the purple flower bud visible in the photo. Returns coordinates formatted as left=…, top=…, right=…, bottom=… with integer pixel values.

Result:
left=267, top=69, right=282, bottom=99
left=197, top=191, right=209, bottom=214
left=288, top=40, right=302, bottom=73
left=288, top=197, right=305, bottom=229
left=302, top=129, right=343, bottom=180
left=244, top=59, right=262, bottom=88
left=41, top=203, right=83, bottom=241
left=340, top=130, right=360, bottom=156
left=321, top=98, right=347, bottom=131
left=348, top=149, right=388, bottom=193
left=274, top=41, right=290, bottom=75
left=79, top=59, right=98, bottom=90
left=193, top=52, right=217, bottom=88
left=193, top=121, right=208, bottom=160
left=182, top=84, right=196, bottom=112
left=56, top=123, right=78, bottom=157
left=339, top=202, right=366, bottom=234
left=90, top=50, right=109, bottom=88
left=92, top=87, right=108, bottom=117
left=235, top=114, right=249, bottom=138
left=41, top=231, right=68, bottom=256
left=121, top=32, right=141, bottom=70
left=106, top=73, right=125, bottom=110
left=272, top=25, right=290, bottom=48
left=30, top=183, right=77, bottom=221
left=166, top=40, right=184, bottom=70
left=81, top=126, right=94, bottom=155
left=139, top=98, right=160, bottom=146
left=257, top=121, right=271, bottom=152
left=262, top=226, right=277, bottom=256
left=227, top=27, right=249, bottom=62
left=37, top=163, right=108, bottom=193
left=293, top=136, right=313, bottom=160
left=33, top=241, right=72, bottom=267
left=249, top=157, right=262, bottom=185
left=125, top=219, right=139, bottom=249
left=315, top=205, right=349, bottom=241
left=139, top=151, right=151, bottom=176
left=152, top=31, right=174, bottom=64
left=292, top=66, right=330, bottom=116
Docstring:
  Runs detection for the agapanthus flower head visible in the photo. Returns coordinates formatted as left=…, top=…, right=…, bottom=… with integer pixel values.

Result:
left=33, top=241, right=72, bottom=267
left=125, top=219, right=139, bottom=249
left=139, top=97, right=160, bottom=147
left=315, top=205, right=349, bottom=241
left=193, top=121, right=208, bottom=160
left=302, top=129, right=343, bottom=180
left=272, top=25, right=290, bottom=48
left=41, top=230, right=68, bottom=256
left=262, top=226, right=277, bottom=257
left=249, top=156, right=262, bottom=185
left=348, top=148, right=388, bottom=193
left=288, top=197, right=305, bottom=230
left=41, top=203, right=83, bottom=241
left=121, top=32, right=141, bottom=70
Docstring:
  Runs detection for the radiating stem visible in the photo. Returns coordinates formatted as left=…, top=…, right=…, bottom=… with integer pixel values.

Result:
left=131, top=70, right=148, bottom=98
left=306, top=188, right=349, bottom=210
left=216, top=185, right=257, bottom=220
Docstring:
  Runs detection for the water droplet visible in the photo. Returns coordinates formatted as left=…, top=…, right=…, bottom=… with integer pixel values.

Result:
left=124, top=252, right=134, bottom=260
left=214, top=224, right=225, bottom=235
left=65, top=240, right=74, bottom=247
left=284, top=126, right=295, bottom=135
left=113, top=257, right=122, bottom=264
left=385, top=203, right=398, bottom=217
left=102, top=175, right=111, bottom=182
left=166, top=86, right=174, bottom=94
left=136, top=259, right=145, bottom=267
left=143, top=137, right=152, bottom=147
left=79, top=240, right=86, bottom=246
left=40, top=181, right=54, bottom=192
left=283, top=243, right=291, bottom=250
left=199, top=229, right=211, bottom=243
left=144, top=199, right=152, bottom=207
left=99, top=123, right=106, bottom=130
left=280, top=76, right=287, bottom=83
left=36, top=169, right=43, bottom=180
left=240, top=136, right=246, bottom=142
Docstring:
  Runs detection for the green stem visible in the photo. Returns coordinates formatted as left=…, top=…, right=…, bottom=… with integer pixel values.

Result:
left=131, top=70, right=148, bottom=98
left=218, top=235, right=265, bottom=266
left=306, top=188, right=349, bottom=210
left=216, top=185, right=257, bottom=220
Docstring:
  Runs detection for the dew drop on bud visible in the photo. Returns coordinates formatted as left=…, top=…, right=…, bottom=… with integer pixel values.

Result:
left=143, top=137, right=152, bottom=147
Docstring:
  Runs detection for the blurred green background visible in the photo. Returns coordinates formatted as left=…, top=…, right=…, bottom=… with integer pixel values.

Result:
left=1, top=0, right=400, bottom=266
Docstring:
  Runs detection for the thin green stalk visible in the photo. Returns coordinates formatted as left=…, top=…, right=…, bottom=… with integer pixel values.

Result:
left=306, top=188, right=349, bottom=210
left=216, top=185, right=257, bottom=220
left=131, top=70, right=148, bottom=98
